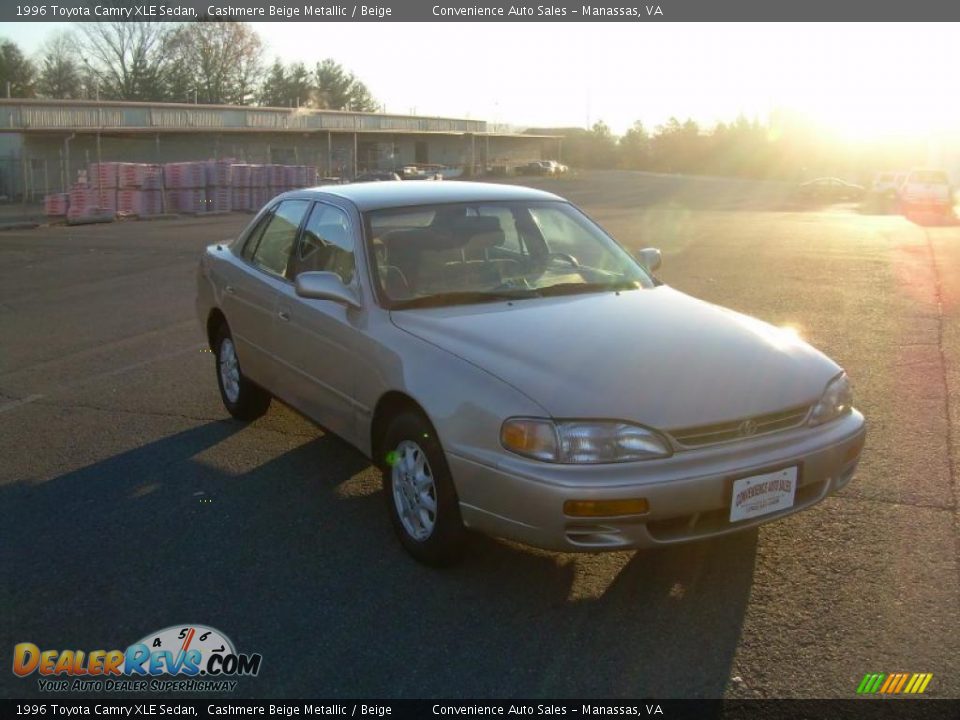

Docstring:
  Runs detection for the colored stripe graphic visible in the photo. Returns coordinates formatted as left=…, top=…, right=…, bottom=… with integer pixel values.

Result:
left=879, top=674, right=896, bottom=693
left=857, top=673, right=933, bottom=694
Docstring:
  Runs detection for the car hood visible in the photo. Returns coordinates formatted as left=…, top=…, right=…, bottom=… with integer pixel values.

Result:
left=390, top=286, right=841, bottom=430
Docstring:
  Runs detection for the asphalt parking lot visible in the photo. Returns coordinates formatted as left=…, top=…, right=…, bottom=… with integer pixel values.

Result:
left=1, top=170, right=959, bottom=699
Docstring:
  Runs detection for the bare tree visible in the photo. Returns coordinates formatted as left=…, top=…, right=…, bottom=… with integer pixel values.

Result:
left=76, top=22, right=173, bottom=100
left=0, top=38, right=36, bottom=97
left=36, top=31, right=81, bottom=99
left=166, top=22, right=264, bottom=105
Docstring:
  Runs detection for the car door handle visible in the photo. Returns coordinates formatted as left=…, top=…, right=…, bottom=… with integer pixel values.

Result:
left=224, top=285, right=236, bottom=295
left=278, top=310, right=290, bottom=322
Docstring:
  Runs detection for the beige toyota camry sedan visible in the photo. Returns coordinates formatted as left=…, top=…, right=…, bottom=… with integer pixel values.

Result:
left=197, top=181, right=866, bottom=565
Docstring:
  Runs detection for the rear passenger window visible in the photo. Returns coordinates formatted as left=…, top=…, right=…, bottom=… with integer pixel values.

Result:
left=240, top=209, right=274, bottom=261
left=250, top=200, right=310, bottom=278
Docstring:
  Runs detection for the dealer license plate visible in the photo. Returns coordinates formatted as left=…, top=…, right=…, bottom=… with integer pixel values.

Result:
left=729, top=466, right=798, bottom=523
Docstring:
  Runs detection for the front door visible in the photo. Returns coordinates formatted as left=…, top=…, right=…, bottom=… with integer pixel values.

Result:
left=274, top=201, right=364, bottom=445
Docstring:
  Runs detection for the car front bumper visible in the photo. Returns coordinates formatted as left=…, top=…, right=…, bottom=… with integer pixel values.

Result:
left=448, top=410, right=866, bottom=551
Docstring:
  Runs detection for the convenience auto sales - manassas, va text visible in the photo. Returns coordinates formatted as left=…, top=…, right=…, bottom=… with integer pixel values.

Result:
left=431, top=706, right=664, bottom=716
left=430, top=5, right=664, bottom=17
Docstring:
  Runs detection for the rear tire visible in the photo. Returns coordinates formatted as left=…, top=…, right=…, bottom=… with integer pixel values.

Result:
left=380, top=411, right=466, bottom=566
left=214, top=323, right=271, bottom=421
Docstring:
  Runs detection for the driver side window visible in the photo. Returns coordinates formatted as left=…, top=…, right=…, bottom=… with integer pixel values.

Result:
left=529, top=206, right=609, bottom=271
left=249, top=200, right=310, bottom=278
left=288, top=203, right=355, bottom=285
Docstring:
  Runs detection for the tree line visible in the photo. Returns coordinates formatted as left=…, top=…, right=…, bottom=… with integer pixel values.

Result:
left=0, top=22, right=378, bottom=111
left=534, top=116, right=923, bottom=181
left=539, top=117, right=783, bottom=177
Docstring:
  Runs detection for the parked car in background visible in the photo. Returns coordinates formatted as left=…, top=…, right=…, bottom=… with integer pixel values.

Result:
left=871, top=171, right=907, bottom=199
left=898, top=169, right=953, bottom=215
left=797, top=177, right=865, bottom=202
left=398, top=165, right=443, bottom=181
left=542, top=160, right=568, bottom=174
left=518, top=161, right=551, bottom=176
left=197, top=181, right=866, bottom=566
left=354, top=171, right=402, bottom=183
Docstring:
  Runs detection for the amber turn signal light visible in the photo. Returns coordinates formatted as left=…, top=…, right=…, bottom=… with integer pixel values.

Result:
left=563, top=498, right=650, bottom=517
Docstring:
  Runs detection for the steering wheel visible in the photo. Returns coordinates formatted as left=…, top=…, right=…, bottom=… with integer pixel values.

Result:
left=547, top=252, right=580, bottom=269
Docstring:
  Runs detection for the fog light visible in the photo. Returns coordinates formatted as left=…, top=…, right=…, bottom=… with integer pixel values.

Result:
left=563, top=498, right=649, bottom=517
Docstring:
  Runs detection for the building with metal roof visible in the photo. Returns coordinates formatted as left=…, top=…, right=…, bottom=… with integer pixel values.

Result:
left=0, top=99, right=561, bottom=200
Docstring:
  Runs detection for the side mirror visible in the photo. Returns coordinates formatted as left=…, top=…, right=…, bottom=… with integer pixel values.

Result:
left=295, top=271, right=360, bottom=309
left=635, top=247, right=662, bottom=272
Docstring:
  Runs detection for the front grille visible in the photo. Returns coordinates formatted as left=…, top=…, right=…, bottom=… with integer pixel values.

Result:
left=668, top=405, right=811, bottom=448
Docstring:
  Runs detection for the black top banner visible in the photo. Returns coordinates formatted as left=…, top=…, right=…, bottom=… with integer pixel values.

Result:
left=4, top=0, right=960, bottom=22
left=2, top=700, right=959, bottom=719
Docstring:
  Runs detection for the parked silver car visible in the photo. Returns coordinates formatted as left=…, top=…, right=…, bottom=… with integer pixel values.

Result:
left=197, top=181, right=866, bottom=565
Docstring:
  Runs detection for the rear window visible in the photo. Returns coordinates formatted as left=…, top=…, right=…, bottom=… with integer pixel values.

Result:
left=910, top=171, right=949, bottom=185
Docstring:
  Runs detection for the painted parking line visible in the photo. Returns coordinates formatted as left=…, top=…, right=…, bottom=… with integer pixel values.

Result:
left=0, top=393, right=44, bottom=415
left=63, top=342, right=207, bottom=387
left=0, top=343, right=207, bottom=415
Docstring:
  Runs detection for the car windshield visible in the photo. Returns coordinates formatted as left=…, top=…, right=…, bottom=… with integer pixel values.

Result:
left=366, top=200, right=653, bottom=308
left=911, top=171, right=948, bottom=184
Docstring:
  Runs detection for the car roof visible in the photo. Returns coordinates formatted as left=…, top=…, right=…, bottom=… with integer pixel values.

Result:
left=287, top=180, right=565, bottom=211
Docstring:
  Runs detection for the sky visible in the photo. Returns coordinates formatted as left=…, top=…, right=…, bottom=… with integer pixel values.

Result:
left=6, top=22, right=960, bottom=139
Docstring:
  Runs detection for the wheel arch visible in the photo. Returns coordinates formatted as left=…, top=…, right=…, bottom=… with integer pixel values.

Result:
left=206, top=308, right=228, bottom=350
left=370, top=391, right=437, bottom=469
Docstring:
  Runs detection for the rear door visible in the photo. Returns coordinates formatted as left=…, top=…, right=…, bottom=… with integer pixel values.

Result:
left=221, top=198, right=311, bottom=388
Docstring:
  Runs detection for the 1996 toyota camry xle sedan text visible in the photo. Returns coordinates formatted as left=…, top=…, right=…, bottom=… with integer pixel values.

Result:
left=197, top=181, right=866, bottom=565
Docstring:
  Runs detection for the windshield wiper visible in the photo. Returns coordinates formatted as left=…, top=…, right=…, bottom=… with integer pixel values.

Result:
left=535, top=280, right=641, bottom=297
left=390, top=290, right=539, bottom=309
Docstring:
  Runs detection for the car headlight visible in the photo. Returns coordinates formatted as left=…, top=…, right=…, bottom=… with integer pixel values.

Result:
left=808, top=373, right=853, bottom=427
left=500, top=418, right=671, bottom=463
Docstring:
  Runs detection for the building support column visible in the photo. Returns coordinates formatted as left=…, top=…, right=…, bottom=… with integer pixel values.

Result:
left=327, top=131, right=333, bottom=177
left=353, top=132, right=358, bottom=178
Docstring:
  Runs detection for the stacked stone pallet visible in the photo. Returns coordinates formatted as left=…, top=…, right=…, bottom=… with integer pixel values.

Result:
left=44, top=193, right=69, bottom=216
left=204, top=159, right=235, bottom=213
left=229, top=164, right=252, bottom=212
left=45, top=160, right=320, bottom=219
left=163, top=162, right=207, bottom=214
left=116, top=163, right=164, bottom=217
left=67, top=163, right=118, bottom=222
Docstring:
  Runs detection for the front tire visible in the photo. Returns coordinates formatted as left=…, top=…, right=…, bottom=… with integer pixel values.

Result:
left=214, top=323, right=271, bottom=421
left=381, top=411, right=466, bottom=566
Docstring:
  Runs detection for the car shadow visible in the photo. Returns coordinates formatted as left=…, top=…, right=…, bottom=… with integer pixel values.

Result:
left=2, top=419, right=757, bottom=700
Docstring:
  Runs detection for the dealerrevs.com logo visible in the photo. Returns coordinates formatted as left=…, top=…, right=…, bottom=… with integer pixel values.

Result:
left=12, top=624, right=261, bottom=693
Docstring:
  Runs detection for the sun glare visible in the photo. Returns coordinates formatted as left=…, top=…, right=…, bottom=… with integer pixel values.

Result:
left=804, top=95, right=958, bottom=142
